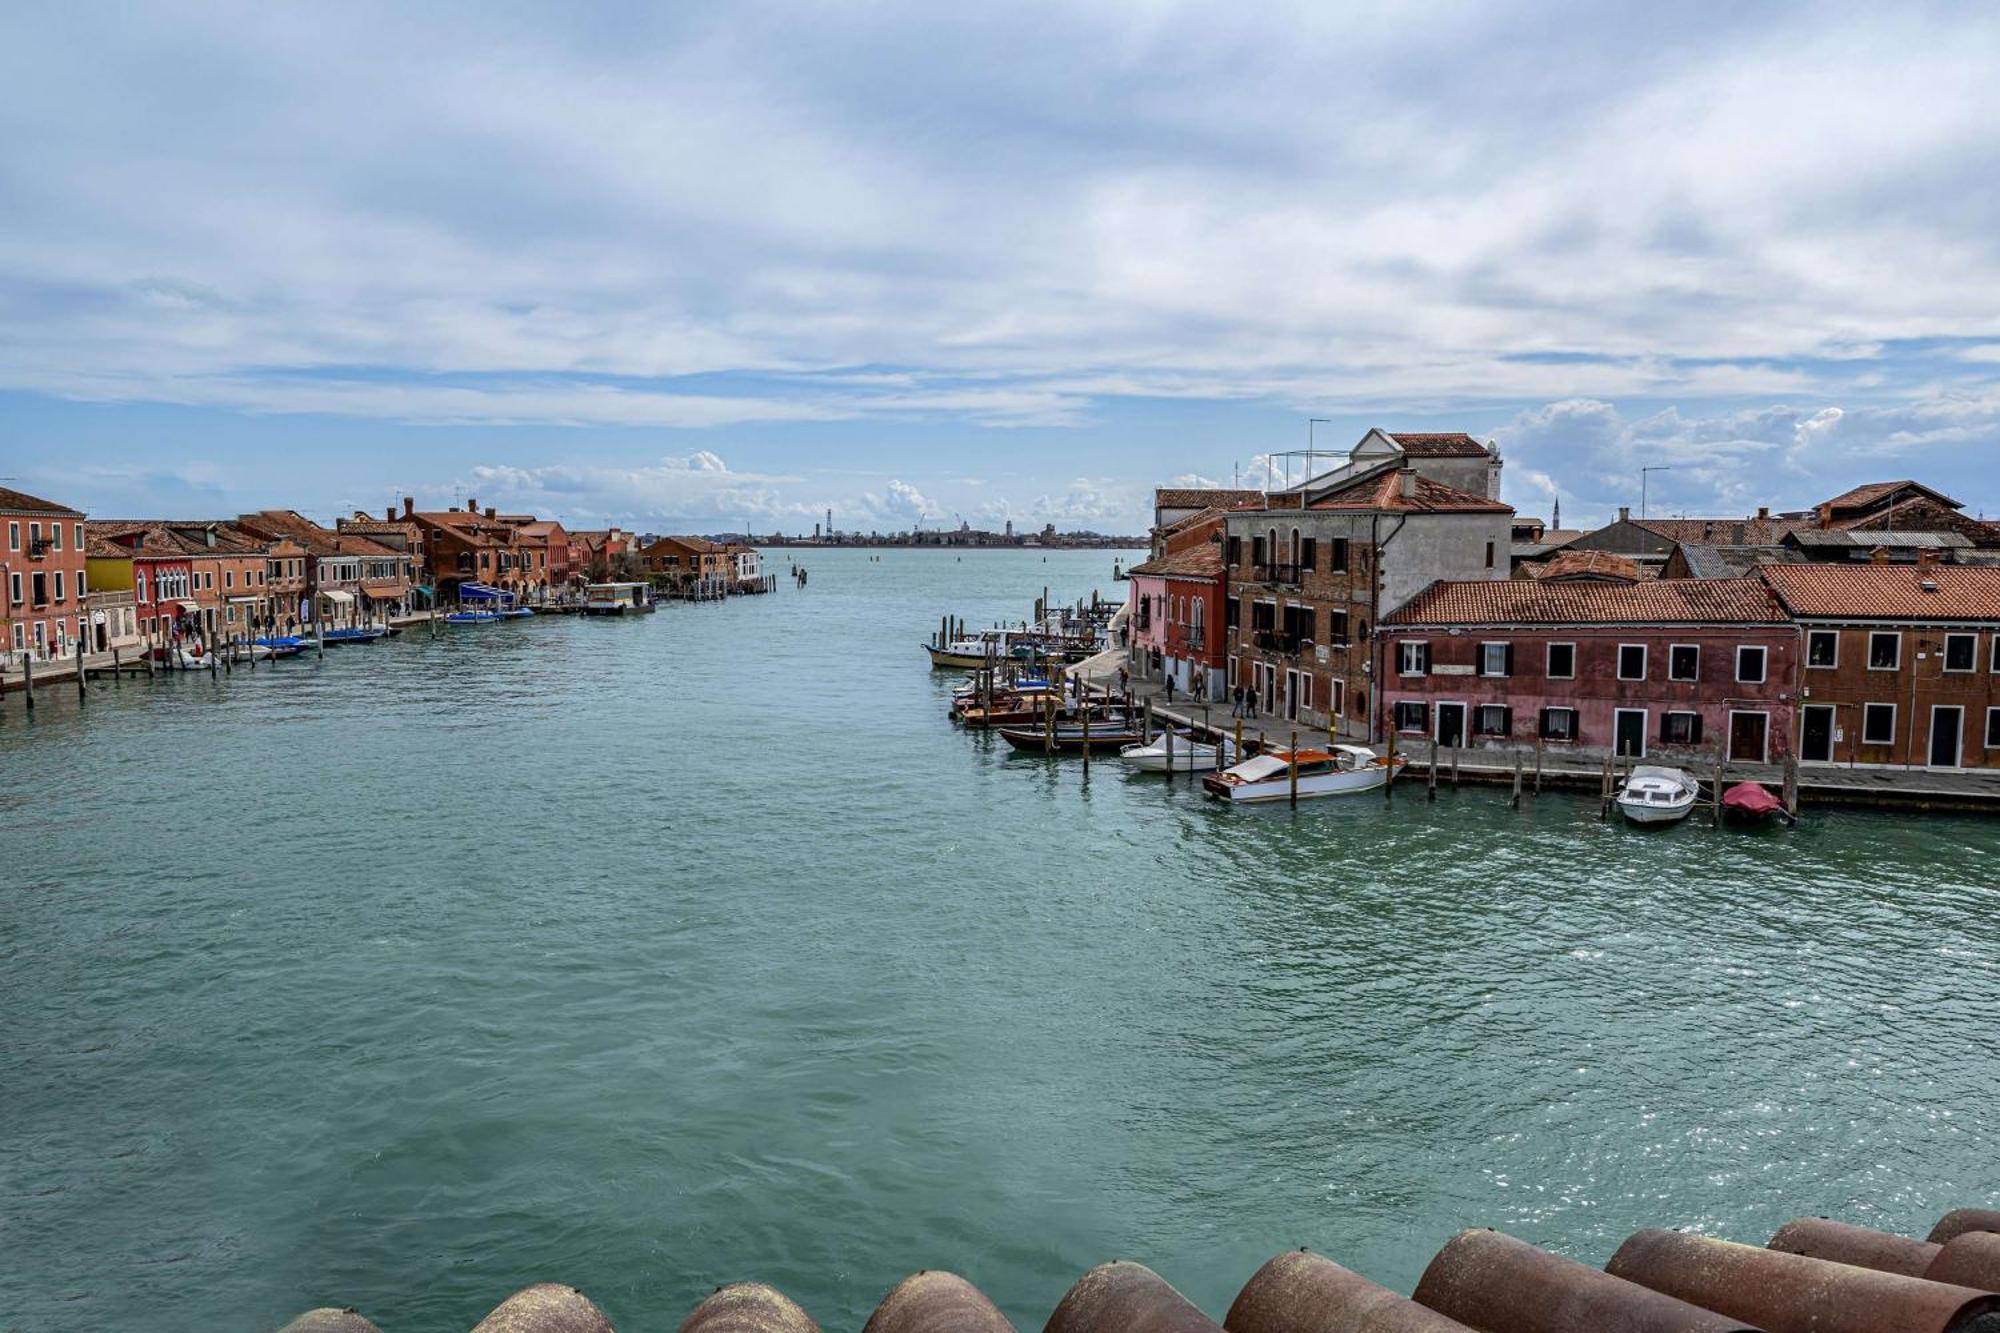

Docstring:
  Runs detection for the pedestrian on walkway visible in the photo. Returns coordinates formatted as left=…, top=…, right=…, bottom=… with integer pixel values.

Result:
left=1246, top=687, right=1258, bottom=720
left=1118, top=665, right=1130, bottom=696
left=1231, top=684, right=1244, bottom=717
left=1163, top=673, right=1175, bottom=704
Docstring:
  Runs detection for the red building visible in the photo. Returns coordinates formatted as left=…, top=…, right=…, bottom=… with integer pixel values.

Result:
left=1379, top=576, right=1797, bottom=764
left=3, top=487, right=89, bottom=659
left=1126, top=508, right=1228, bottom=698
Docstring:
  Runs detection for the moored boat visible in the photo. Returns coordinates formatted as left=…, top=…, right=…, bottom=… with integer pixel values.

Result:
left=1203, top=745, right=1404, bottom=802
left=1614, top=765, right=1700, bottom=825
left=321, top=625, right=388, bottom=644
left=1118, top=730, right=1237, bottom=773
left=996, top=715, right=1143, bottom=751
left=445, top=609, right=501, bottom=624
left=1721, top=780, right=1792, bottom=826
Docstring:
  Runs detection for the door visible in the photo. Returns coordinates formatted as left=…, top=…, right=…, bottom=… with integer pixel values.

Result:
left=1730, top=711, right=1768, bottom=763
left=1284, top=670, right=1302, bottom=721
left=1929, top=706, right=1963, bottom=769
left=1614, top=709, right=1646, bottom=758
left=1437, top=701, right=1466, bottom=747
left=1800, top=705, right=1835, bottom=763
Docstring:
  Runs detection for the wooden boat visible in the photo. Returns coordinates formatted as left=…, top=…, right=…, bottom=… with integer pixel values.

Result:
left=960, top=699, right=1111, bottom=730
left=996, top=716, right=1143, bottom=751
left=321, top=626, right=388, bottom=644
left=445, top=609, right=501, bottom=624
left=1615, top=765, right=1700, bottom=825
left=1721, top=781, right=1792, bottom=826
left=1203, top=745, right=1404, bottom=802
left=1118, top=731, right=1237, bottom=773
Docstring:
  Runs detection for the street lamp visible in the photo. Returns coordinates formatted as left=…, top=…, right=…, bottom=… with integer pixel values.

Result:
left=1640, top=466, right=1675, bottom=519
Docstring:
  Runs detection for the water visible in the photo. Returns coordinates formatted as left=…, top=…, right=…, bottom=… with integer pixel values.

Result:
left=2, top=548, right=1994, bottom=1332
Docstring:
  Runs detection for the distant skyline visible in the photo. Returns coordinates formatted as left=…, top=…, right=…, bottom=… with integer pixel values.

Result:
left=5, top=2, right=2000, bottom=533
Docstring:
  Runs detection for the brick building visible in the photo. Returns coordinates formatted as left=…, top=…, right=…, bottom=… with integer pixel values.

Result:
left=403, top=499, right=525, bottom=601
left=1126, top=509, right=1228, bottom=698
left=1223, top=453, right=1511, bottom=737
left=1, top=487, right=88, bottom=660
left=1380, top=577, right=1797, bottom=764
left=1762, top=561, right=2000, bottom=771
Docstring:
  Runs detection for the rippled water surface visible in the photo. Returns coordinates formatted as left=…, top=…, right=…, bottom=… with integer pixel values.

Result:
left=3, top=548, right=1996, bottom=1331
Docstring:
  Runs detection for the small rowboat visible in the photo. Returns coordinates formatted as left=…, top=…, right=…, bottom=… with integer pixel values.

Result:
left=1721, top=781, right=1793, bottom=826
left=1118, top=731, right=1237, bottom=773
left=996, top=717, right=1144, bottom=752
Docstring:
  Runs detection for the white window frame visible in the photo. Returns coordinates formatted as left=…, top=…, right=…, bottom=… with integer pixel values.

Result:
left=1929, top=704, right=1965, bottom=770
left=1667, top=642, right=1700, bottom=682
left=1661, top=710, right=1702, bottom=746
left=1867, top=631, right=1901, bottom=671
left=1806, top=628, right=1838, bottom=669
left=52, top=570, right=64, bottom=602
left=1398, top=639, right=1428, bottom=676
left=1861, top=702, right=1897, bottom=746
left=1395, top=699, right=1429, bottom=733
left=8, top=572, right=19, bottom=605
left=1799, top=703, right=1837, bottom=764
left=1986, top=706, right=2000, bottom=751
left=1942, top=632, right=1977, bottom=674
left=1540, top=705, right=1578, bottom=741
left=6, top=521, right=16, bottom=551
left=1546, top=641, right=1575, bottom=680
left=1474, top=703, right=1511, bottom=737
left=1617, top=643, right=1647, bottom=681
left=1435, top=700, right=1467, bottom=745
left=1329, top=677, right=1345, bottom=717
left=1613, top=707, right=1648, bottom=757
left=1727, top=709, right=1770, bottom=764
left=1479, top=641, right=1509, bottom=677
left=1736, top=644, right=1768, bottom=685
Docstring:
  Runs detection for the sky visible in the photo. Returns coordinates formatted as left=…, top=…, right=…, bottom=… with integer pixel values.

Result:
left=3, top=1, right=2000, bottom=536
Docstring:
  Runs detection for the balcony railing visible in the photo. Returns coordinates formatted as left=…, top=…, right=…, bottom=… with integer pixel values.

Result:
left=28, top=538, right=51, bottom=558
left=1253, top=630, right=1308, bottom=655
left=1255, top=562, right=1301, bottom=585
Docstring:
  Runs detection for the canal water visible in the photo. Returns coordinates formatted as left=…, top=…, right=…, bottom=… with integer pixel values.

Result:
left=2, top=549, right=1994, bottom=1331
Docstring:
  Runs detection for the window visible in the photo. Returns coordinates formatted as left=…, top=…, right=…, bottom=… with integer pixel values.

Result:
left=1617, top=644, right=1647, bottom=680
left=7, top=572, right=19, bottom=604
left=1226, top=536, right=1242, bottom=567
left=1395, top=700, right=1429, bottom=732
left=1807, top=629, right=1838, bottom=668
left=1737, top=645, right=1767, bottom=684
left=6, top=521, right=16, bottom=551
left=1868, top=632, right=1900, bottom=670
left=1225, top=597, right=1240, bottom=629
left=74, top=523, right=83, bottom=548
left=49, top=522, right=61, bottom=551
left=1327, top=537, right=1349, bottom=572
left=1547, top=642, right=1575, bottom=679
left=225, top=571, right=234, bottom=589
left=1327, top=609, right=1349, bottom=645
left=137, top=571, right=148, bottom=601
left=1330, top=678, right=1345, bottom=716
left=1398, top=640, right=1430, bottom=675
left=1944, top=633, right=1976, bottom=672
left=1479, top=642, right=1512, bottom=677
left=1539, top=707, right=1577, bottom=741
left=1862, top=703, right=1896, bottom=746
left=1474, top=704, right=1511, bottom=736
left=1300, top=537, right=1317, bottom=571
left=1661, top=712, right=1703, bottom=745
left=1669, top=644, right=1699, bottom=681
left=1988, top=708, right=2000, bottom=749
left=1227, top=656, right=1238, bottom=688
left=1484, top=540, right=1496, bottom=570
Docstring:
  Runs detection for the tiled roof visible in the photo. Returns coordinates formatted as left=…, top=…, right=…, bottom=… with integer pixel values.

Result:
left=86, top=519, right=269, bottom=557
left=1787, top=529, right=1972, bottom=550
left=0, top=486, right=82, bottom=516
left=1155, top=487, right=1266, bottom=511
left=237, top=510, right=400, bottom=558
left=1127, top=544, right=1224, bottom=579
left=1673, top=542, right=1810, bottom=578
left=1760, top=563, right=2000, bottom=620
left=1387, top=431, right=1490, bottom=458
left=273, top=1205, right=2000, bottom=1333
left=1532, top=549, right=1640, bottom=583
left=1307, top=470, right=1511, bottom=514
left=1632, top=516, right=1806, bottom=545
left=1820, top=478, right=1959, bottom=511
left=1387, top=575, right=1786, bottom=625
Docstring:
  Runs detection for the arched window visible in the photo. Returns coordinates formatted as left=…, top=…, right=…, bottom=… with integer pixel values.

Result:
left=1290, top=527, right=1302, bottom=566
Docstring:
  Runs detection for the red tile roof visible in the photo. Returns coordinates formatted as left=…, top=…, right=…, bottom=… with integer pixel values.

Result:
left=0, top=486, right=83, bottom=516
left=1387, top=431, right=1490, bottom=458
left=1820, top=479, right=1959, bottom=512
left=270, top=1205, right=2000, bottom=1333
left=1631, top=516, right=1806, bottom=545
left=1760, top=563, right=2000, bottom=620
left=1155, top=487, right=1266, bottom=511
left=1308, top=470, right=1511, bottom=514
left=1126, top=544, right=1224, bottom=579
left=1387, top=575, right=1786, bottom=625
left=1532, top=549, right=1640, bottom=583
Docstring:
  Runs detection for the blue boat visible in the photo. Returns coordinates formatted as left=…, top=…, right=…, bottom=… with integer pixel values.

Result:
left=445, top=610, right=501, bottom=624
left=253, top=635, right=310, bottom=655
left=500, top=607, right=535, bottom=618
left=322, top=626, right=389, bottom=644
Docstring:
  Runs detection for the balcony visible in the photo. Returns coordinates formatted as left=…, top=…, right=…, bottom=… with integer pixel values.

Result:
left=28, top=538, right=51, bottom=559
left=1254, top=562, right=1301, bottom=586
left=1253, top=630, right=1307, bottom=655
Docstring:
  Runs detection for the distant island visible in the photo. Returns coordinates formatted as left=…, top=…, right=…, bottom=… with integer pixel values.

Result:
left=685, top=520, right=1144, bottom=549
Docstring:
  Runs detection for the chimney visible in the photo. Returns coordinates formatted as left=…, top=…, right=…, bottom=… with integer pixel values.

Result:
left=1756, top=506, right=1770, bottom=520
left=385, top=507, right=396, bottom=522
left=467, top=498, right=478, bottom=513
left=1399, top=467, right=1417, bottom=499
left=485, top=506, right=496, bottom=520
left=1617, top=505, right=1630, bottom=523
left=402, top=496, right=414, bottom=516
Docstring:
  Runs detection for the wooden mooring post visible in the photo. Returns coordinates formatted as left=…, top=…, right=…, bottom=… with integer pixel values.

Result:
left=1782, top=752, right=1799, bottom=819
left=1288, top=728, right=1299, bottom=807
left=1534, top=736, right=1543, bottom=793
left=1599, top=753, right=1613, bottom=818
left=1450, top=745, right=1459, bottom=789
left=1511, top=752, right=1523, bottom=808
left=1711, top=747, right=1725, bottom=827
left=1427, top=738, right=1438, bottom=800
left=1383, top=730, right=1395, bottom=801
left=1081, top=705, right=1091, bottom=775
left=74, top=640, right=86, bottom=703
left=1164, top=723, right=1174, bottom=785
left=22, top=653, right=33, bottom=711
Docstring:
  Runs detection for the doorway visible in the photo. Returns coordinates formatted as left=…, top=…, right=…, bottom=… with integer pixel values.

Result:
left=1436, top=701, right=1466, bottom=747
left=1614, top=708, right=1646, bottom=758
left=1800, top=705, right=1835, bottom=763
left=1929, top=706, right=1963, bottom=769
left=1729, top=711, right=1769, bottom=763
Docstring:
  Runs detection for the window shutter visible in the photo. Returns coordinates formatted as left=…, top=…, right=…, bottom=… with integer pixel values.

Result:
left=1419, top=642, right=1431, bottom=672
left=1690, top=714, right=1704, bottom=744
left=1502, top=643, right=1514, bottom=677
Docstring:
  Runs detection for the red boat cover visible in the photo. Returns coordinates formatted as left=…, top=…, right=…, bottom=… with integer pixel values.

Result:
left=1721, top=781, right=1784, bottom=816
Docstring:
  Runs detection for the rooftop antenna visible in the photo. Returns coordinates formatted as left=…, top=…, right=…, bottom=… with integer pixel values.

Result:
left=1640, top=466, right=1675, bottom=519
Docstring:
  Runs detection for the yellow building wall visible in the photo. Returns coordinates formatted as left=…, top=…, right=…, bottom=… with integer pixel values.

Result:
left=87, top=555, right=136, bottom=592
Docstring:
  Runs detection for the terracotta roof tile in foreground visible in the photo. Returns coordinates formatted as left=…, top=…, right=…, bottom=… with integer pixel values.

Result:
left=1532, top=549, right=1640, bottom=582
left=270, top=1203, right=2000, bottom=1332
left=1387, top=575, right=1787, bottom=625
left=1760, top=562, right=2000, bottom=620
left=1156, top=487, right=1267, bottom=511
left=1307, top=471, right=1511, bottom=515
left=0, top=486, right=83, bottom=515
left=1127, top=544, right=1224, bottom=579
left=1386, top=431, right=1491, bottom=458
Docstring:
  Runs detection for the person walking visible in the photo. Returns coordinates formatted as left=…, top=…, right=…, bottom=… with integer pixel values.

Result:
left=1231, top=684, right=1244, bottom=718
left=1163, top=673, right=1175, bottom=704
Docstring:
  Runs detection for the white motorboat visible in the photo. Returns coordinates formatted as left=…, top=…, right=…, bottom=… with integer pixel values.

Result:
left=1203, top=744, right=1406, bottom=802
left=1118, top=730, right=1237, bottom=773
left=1614, top=765, right=1700, bottom=825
